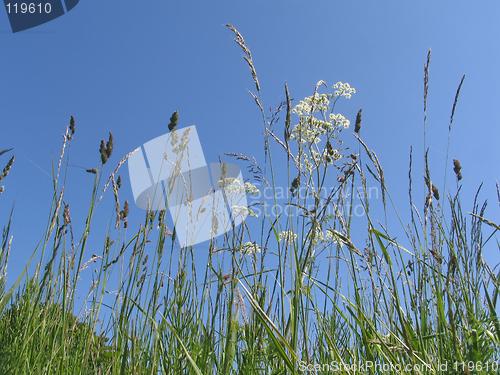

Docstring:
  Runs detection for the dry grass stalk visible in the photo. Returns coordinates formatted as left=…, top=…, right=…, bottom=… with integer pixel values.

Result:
left=0, top=154, right=15, bottom=186
left=224, top=152, right=269, bottom=187
left=104, top=243, right=127, bottom=271
left=98, top=148, right=138, bottom=203
left=48, top=187, right=65, bottom=236
left=449, top=75, right=466, bottom=132
left=79, top=254, right=103, bottom=272
left=1, top=236, right=12, bottom=280
left=0, top=148, right=13, bottom=157
left=423, top=48, right=431, bottom=126
left=443, top=74, right=466, bottom=192
left=55, top=129, right=69, bottom=184
left=284, top=82, right=292, bottom=153
left=111, top=176, right=121, bottom=228
left=225, top=24, right=261, bottom=93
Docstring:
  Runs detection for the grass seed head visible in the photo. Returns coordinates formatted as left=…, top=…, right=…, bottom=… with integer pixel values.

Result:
left=431, top=183, right=440, bottom=200
left=63, top=203, right=71, bottom=225
left=326, top=140, right=335, bottom=156
left=0, top=155, right=15, bottom=184
left=290, top=174, right=301, bottom=196
left=354, top=108, right=362, bottom=133
left=69, top=115, right=76, bottom=135
left=453, top=158, right=462, bottom=180
left=120, top=200, right=129, bottom=219
left=99, top=139, right=108, bottom=164
left=105, top=132, right=114, bottom=158
left=221, top=162, right=227, bottom=180
left=168, top=110, right=179, bottom=132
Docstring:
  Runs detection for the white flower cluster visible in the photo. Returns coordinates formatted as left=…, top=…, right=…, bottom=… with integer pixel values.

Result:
left=288, top=82, right=355, bottom=171
left=333, top=81, right=356, bottom=99
left=308, top=226, right=326, bottom=246
left=231, top=205, right=258, bottom=218
left=213, top=178, right=260, bottom=219
left=292, top=93, right=333, bottom=116
left=304, top=225, right=342, bottom=247
left=217, top=177, right=239, bottom=192
left=324, top=229, right=339, bottom=243
left=237, top=241, right=261, bottom=255
left=244, top=182, right=260, bottom=196
left=278, top=230, right=298, bottom=243
left=328, top=113, right=350, bottom=129
left=217, top=178, right=260, bottom=197
left=289, top=117, right=333, bottom=144
left=277, top=227, right=338, bottom=248
left=322, top=147, right=340, bottom=161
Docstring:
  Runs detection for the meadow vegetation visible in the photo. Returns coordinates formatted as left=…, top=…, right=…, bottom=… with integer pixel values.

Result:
left=0, top=25, right=499, bottom=374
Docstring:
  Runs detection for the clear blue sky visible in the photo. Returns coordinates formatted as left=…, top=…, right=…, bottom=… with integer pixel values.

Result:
left=1, top=1, right=499, bottom=298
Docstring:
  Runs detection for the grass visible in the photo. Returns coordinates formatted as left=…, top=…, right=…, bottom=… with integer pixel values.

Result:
left=0, top=25, right=499, bottom=374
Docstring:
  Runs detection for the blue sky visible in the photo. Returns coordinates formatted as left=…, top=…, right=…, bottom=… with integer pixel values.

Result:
left=1, top=1, right=500, bottom=300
